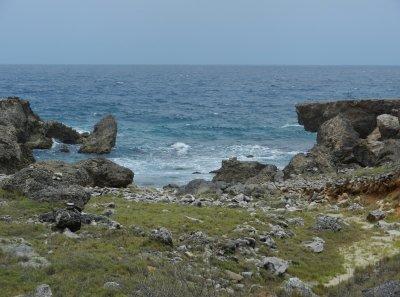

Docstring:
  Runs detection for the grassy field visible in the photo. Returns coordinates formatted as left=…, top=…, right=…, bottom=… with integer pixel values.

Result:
left=0, top=190, right=398, bottom=297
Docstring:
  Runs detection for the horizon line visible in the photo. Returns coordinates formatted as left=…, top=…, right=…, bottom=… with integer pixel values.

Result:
left=1, top=63, right=400, bottom=67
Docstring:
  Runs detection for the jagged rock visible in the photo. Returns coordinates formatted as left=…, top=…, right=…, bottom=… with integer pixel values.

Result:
left=0, top=158, right=133, bottom=206
left=296, top=99, right=400, bottom=137
left=362, top=280, right=400, bottom=297
left=40, top=207, right=82, bottom=232
left=79, top=115, right=117, bottom=154
left=367, top=210, right=386, bottom=222
left=178, top=179, right=222, bottom=196
left=376, top=139, right=400, bottom=165
left=283, top=146, right=333, bottom=177
left=150, top=227, right=173, bottom=246
left=77, top=158, right=133, bottom=187
left=0, top=161, right=91, bottom=207
left=0, top=97, right=51, bottom=148
left=377, top=114, right=400, bottom=139
left=54, top=208, right=82, bottom=232
left=314, top=215, right=343, bottom=232
left=316, top=115, right=360, bottom=162
left=245, top=165, right=280, bottom=184
left=211, top=157, right=273, bottom=184
left=281, top=277, right=318, bottom=297
left=261, top=256, right=289, bottom=275
left=44, top=121, right=83, bottom=144
left=33, top=284, right=53, bottom=297
left=303, top=237, right=325, bottom=253
left=0, top=125, right=35, bottom=174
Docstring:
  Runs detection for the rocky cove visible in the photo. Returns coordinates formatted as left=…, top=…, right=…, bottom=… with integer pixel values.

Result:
left=0, top=96, right=400, bottom=297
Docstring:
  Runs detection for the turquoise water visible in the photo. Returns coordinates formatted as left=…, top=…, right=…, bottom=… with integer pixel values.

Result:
left=1, top=65, right=400, bottom=186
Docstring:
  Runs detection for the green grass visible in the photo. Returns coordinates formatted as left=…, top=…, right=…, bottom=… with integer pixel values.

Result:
left=0, top=190, right=396, bottom=296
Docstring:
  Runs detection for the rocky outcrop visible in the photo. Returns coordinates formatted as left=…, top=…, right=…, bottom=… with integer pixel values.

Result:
left=212, top=157, right=276, bottom=184
left=316, top=115, right=360, bottom=162
left=286, top=99, right=400, bottom=177
left=178, top=179, right=222, bottom=196
left=377, top=114, right=400, bottom=139
left=0, top=158, right=133, bottom=207
left=296, top=99, right=400, bottom=137
left=44, top=121, right=84, bottom=144
left=79, top=115, right=117, bottom=154
left=0, top=125, right=35, bottom=174
left=77, top=158, right=134, bottom=188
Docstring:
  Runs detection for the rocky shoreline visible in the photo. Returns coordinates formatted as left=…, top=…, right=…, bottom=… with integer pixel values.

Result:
left=1, top=96, right=400, bottom=297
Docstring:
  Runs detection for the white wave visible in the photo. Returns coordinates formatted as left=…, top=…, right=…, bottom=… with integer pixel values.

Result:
left=281, top=123, right=302, bottom=128
left=171, top=142, right=190, bottom=155
left=75, top=128, right=90, bottom=134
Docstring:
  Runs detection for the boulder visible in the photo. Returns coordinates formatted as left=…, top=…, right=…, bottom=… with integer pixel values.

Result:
left=283, top=146, right=334, bottom=178
left=314, top=215, right=343, bottom=232
left=377, top=114, right=400, bottom=139
left=79, top=115, right=117, bottom=154
left=44, top=121, right=83, bottom=144
left=178, top=179, right=222, bottom=196
left=150, top=227, right=173, bottom=246
left=261, top=256, right=289, bottom=275
left=33, top=284, right=53, bottom=297
left=0, top=125, right=35, bottom=174
left=376, top=139, right=400, bottom=165
left=316, top=115, right=360, bottom=162
left=211, top=157, right=270, bottom=184
left=367, top=210, right=386, bottom=222
left=0, top=97, right=47, bottom=145
left=281, top=277, right=318, bottom=297
left=0, top=158, right=133, bottom=207
left=40, top=207, right=82, bottom=232
left=296, top=99, right=400, bottom=137
left=362, top=280, right=400, bottom=297
left=77, top=158, right=133, bottom=188
left=302, top=237, right=325, bottom=253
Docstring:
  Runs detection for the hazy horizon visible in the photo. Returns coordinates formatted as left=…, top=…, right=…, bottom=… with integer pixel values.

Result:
left=1, top=0, right=400, bottom=65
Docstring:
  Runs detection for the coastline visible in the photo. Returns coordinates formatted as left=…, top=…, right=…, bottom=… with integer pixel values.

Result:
left=0, top=96, right=399, bottom=296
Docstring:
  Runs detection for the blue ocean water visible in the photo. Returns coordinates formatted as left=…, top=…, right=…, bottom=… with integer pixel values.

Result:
left=1, top=65, right=400, bottom=186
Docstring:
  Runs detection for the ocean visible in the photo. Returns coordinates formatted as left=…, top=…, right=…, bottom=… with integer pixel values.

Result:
left=1, top=65, right=400, bottom=186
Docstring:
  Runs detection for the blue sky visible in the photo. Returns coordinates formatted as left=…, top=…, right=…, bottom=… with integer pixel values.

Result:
left=0, top=0, right=399, bottom=65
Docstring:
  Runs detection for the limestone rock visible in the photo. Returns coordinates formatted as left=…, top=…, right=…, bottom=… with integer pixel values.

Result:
left=314, top=215, right=343, bottom=232
left=0, top=125, right=35, bottom=174
left=303, top=237, right=325, bottom=253
left=79, top=115, right=117, bottom=154
left=367, top=210, right=386, bottom=222
left=211, top=157, right=272, bottom=184
left=362, top=280, right=400, bottom=297
left=77, top=158, right=133, bottom=188
left=150, top=227, right=173, bottom=246
left=281, top=277, right=318, bottom=297
left=316, top=115, right=360, bottom=162
left=296, top=99, right=400, bottom=137
left=33, top=284, right=53, bottom=297
left=44, top=121, right=83, bottom=144
left=178, top=179, right=222, bottom=196
left=261, top=256, right=289, bottom=275
left=377, top=114, right=400, bottom=139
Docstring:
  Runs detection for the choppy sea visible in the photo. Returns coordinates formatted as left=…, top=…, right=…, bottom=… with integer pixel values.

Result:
left=1, top=65, right=400, bottom=186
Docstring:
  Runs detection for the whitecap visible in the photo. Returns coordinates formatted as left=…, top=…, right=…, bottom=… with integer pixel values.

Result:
left=171, top=142, right=190, bottom=155
left=281, top=123, right=302, bottom=128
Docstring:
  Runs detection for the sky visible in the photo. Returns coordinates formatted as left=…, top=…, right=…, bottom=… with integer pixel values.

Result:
left=0, top=0, right=399, bottom=65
